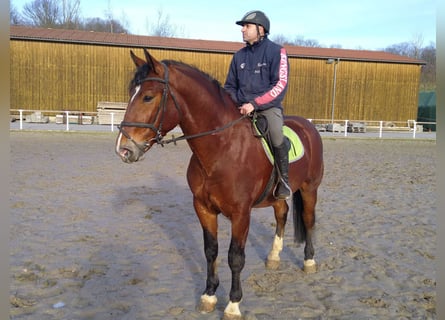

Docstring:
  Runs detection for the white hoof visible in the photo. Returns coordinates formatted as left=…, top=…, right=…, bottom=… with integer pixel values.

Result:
left=303, top=259, right=317, bottom=273
left=266, top=235, right=283, bottom=270
left=265, top=258, right=280, bottom=270
left=197, top=294, right=217, bottom=313
left=223, top=301, right=242, bottom=320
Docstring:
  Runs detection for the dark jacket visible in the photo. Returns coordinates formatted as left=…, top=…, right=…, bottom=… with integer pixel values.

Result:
left=224, top=37, right=289, bottom=111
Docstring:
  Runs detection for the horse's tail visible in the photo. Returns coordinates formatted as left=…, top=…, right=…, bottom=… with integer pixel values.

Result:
left=292, top=189, right=306, bottom=243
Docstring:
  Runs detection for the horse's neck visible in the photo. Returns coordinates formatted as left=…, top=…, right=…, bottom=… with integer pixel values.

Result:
left=178, top=98, right=248, bottom=149
left=170, top=70, right=253, bottom=161
left=171, top=69, right=241, bottom=135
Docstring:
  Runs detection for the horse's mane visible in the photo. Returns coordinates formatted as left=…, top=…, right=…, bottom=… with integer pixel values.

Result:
left=163, top=60, right=223, bottom=89
left=163, top=60, right=236, bottom=108
left=128, top=59, right=237, bottom=111
left=129, top=60, right=229, bottom=98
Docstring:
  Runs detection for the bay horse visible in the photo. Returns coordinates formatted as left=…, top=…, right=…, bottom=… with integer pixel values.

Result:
left=115, top=49, right=323, bottom=319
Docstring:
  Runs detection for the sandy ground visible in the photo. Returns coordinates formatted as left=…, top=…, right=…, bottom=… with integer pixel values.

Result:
left=10, top=131, right=436, bottom=319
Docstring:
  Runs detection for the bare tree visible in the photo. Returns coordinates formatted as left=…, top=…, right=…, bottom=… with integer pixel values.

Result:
left=20, top=0, right=82, bottom=28
left=385, top=33, right=428, bottom=59
left=60, top=0, right=81, bottom=29
left=104, top=0, right=114, bottom=33
left=299, top=38, right=322, bottom=48
left=271, top=34, right=322, bottom=47
left=270, top=34, right=288, bottom=45
left=10, top=5, right=24, bottom=25
left=419, top=43, right=436, bottom=91
left=146, top=8, right=184, bottom=37
left=410, top=32, right=425, bottom=59
left=384, top=42, right=415, bottom=57
left=14, top=0, right=129, bottom=33
left=80, top=17, right=128, bottom=33
left=118, top=11, right=130, bottom=33
left=22, top=0, right=60, bottom=27
left=384, top=35, right=436, bottom=91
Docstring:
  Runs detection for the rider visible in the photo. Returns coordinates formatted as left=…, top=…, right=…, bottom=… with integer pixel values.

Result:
left=224, top=10, right=292, bottom=200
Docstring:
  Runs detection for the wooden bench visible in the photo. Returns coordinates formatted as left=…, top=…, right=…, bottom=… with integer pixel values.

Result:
left=326, top=123, right=345, bottom=132
left=348, top=122, right=367, bottom=133
left=97, top=101, right=127, bottom=125
left=55, top=114, right=94, bottom=124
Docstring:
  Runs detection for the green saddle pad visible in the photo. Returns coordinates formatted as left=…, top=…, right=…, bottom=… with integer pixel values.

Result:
left=259, top=125, right=304, bottom=164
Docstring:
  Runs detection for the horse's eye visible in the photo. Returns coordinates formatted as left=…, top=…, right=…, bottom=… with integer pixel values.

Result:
left=143, top=96, right=153, bottom=102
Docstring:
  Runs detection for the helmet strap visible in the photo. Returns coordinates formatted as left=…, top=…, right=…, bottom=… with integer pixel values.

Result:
left=255, top=24, right=265, bottom=42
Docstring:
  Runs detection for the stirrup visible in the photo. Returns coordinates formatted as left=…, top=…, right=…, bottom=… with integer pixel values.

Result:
left=273, top=181, right=291, bottom=200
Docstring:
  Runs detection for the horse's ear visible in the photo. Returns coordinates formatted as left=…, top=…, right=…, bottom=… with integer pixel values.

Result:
left=143, top=48, right=163, bottom=75
left=130, top=50, right=146, bottom=67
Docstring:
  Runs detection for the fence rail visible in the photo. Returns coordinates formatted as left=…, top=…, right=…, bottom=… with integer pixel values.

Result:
left=308, top=118, right=436, bottom=139
left=10, top=109, right=436, bottom=140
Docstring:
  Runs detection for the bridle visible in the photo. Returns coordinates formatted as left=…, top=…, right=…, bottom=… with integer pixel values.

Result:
left=117, top=62, right=248, bottom=152
left=118, top=62, right=180, bottom=152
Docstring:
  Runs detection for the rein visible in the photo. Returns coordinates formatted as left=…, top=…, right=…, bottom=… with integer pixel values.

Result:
left=118, top=62, right=248, bottom=148
left=160, top=114, right=248, bottom=146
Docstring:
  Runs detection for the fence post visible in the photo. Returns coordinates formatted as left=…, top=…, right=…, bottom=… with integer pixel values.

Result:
left=110, top=112, right=115, bottom=132
left=19, top=109, right=23, bottom=130
left=344, top=120, right=348, bottom=137
left=413, top=121, right=417, bottom=139
left=65, top=111, right=70, bottom=131
left=379, top=121, right=383, bottom=138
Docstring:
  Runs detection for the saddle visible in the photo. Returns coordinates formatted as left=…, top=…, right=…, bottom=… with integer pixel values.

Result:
left=250, top=113, right=304, bottom=204
left=251, top=113, right=304, bottom=164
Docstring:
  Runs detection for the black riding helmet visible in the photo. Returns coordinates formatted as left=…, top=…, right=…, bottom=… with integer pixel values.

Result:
left=236, top=10, right=270, bottom=34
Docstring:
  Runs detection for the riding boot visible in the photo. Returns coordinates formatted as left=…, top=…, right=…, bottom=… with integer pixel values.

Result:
left=273, top=141, right=292, bottom=200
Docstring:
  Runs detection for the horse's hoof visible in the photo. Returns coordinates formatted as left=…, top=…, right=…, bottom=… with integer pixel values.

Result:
left=223, top=301, right=242, bottom=320
left=197, top=294, right=217, bottom=313
left=223, top=313, right=244, bottom=320
left=303, top=259, right=317, bottom=273
left=265, top=259, right=280, bottom=270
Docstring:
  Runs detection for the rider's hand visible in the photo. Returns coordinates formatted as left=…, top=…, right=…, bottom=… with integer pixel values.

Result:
left=239, top=103, right=254, bottom=115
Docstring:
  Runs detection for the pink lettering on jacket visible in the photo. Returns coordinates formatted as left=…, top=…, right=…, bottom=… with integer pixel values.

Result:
left=254, top=48, right=288, bottom=106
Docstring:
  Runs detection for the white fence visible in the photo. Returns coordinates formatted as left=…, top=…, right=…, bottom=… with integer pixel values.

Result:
left=10, top=109, right=436, bottom=139
left=10, top=109, right=118, bottom=132
left=308, top=119, right=436, bottom=139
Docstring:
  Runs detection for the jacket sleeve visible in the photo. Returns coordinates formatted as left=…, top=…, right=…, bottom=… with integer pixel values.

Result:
left=251, top=47, right=289, bottom=111
left=224, top=57, right=239, bottom=104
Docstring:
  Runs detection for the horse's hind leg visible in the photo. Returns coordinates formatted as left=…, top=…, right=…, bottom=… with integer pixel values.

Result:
left=296, top=188, right=318, bottom=273
left=266, top=200, right=289, bottom=270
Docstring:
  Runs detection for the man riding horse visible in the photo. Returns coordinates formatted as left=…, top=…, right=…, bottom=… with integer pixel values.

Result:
left=224, top=10, right=292, bottom=200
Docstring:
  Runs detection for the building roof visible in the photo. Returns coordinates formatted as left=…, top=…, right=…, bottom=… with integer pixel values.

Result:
left=10, top=25, right=425, bottom=65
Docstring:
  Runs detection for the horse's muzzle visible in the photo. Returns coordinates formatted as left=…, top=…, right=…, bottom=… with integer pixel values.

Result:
left=117, top=146, right=142, bottom=163
left=115, top=133, right=147, bottom=163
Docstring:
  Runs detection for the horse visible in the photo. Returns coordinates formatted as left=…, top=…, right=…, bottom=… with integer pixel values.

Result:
left=115, top=49, right=324, bottom=319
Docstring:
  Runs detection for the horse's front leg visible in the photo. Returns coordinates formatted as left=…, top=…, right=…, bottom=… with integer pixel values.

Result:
left=224, top=214, right=250, bottom=320
left=266, top=200, right=289, bottom=270
left=194, top=199, right=219, bottom=313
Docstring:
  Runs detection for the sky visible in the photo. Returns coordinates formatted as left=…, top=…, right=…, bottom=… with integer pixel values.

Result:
left=10, top=0, right=436, bottom=50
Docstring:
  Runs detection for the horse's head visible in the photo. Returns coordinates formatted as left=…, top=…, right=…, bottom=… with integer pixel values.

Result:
left=116, top=49, right=181, bottom=163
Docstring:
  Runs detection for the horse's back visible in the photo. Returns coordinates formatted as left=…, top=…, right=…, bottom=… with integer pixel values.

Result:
left=285, top=115, right=324, bottom=184
left=284, top=115, right=323, bottom=152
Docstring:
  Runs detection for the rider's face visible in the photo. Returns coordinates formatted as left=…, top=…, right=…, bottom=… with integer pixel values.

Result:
left=241, top=23, right=264, bottom=45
